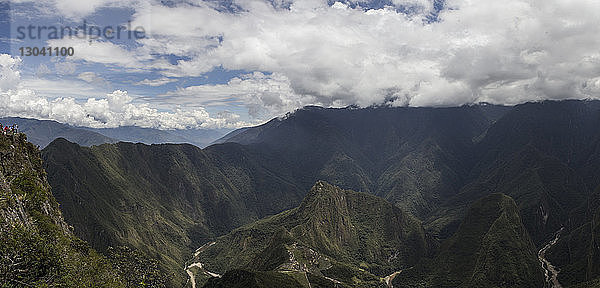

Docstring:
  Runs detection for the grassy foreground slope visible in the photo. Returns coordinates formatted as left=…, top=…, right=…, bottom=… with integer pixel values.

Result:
left=0, top=131, right=165, bottom=287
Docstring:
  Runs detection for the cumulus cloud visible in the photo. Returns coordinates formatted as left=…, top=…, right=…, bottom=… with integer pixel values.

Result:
left=0, top=54, right=248, bottom=129
left=160, top=72, right=318, bottom=118
left=129, top=0, right=600, bottom=113
left=12, top=0, right=600, bottom=122
left=0, top=54, right=21, bottom=91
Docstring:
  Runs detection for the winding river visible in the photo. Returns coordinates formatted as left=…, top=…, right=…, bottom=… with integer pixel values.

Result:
left=184, top=242, right=220, bottom=288
left=538, top=227, right=564, bottom=288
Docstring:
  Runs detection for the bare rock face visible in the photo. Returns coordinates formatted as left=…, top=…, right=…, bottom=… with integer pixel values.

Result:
left=0, top=132, right=71, bottom=234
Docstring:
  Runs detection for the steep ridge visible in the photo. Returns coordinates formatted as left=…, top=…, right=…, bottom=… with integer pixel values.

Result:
left=213, top=101, right=600, bottom=246
left=428, top=145, right=589, bottom=244
left=394, top=193, right=544, bottom=288
left=193, top=181, right=428, bottom=287
left=39, top=105, right=497, bottom=286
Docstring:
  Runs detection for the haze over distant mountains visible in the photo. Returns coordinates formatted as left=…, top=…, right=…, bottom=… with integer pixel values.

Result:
left=0, top=117, right=231, bottom=148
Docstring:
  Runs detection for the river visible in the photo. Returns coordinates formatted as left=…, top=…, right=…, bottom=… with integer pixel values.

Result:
left=184, top=242, right=221, bottom=288
left=538, top=227, right=564, bottom=288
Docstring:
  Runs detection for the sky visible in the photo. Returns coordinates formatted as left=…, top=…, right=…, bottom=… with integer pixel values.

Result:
left=1, top=0, right=600, bottom=130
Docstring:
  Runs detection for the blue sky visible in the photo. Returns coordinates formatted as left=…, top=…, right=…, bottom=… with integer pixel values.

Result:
left=1, top=0, right=600, bottom=129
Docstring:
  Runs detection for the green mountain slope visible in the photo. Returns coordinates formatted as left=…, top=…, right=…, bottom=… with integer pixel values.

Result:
left=428, top=100, right=599, bottom=245
left=428, top=145, right=589, bottom=245
left=41, top=139, right=305, bottom=286
left=394, top=193, right=544, bottom=288
left=192, top=181, right=427, bottom=287
left=215, top=105, right=497, bottom=218
left=202, top=270, right=310, bottom=288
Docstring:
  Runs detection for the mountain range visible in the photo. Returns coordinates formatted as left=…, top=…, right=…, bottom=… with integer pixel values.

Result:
left=0, top=117, right=230, bottom=148
left=3, top=100, right=600, bottom=287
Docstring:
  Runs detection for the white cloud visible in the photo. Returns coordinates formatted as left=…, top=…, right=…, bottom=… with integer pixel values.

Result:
left=19, top=77, right=109, bottom=100
left=54, top=61, right=78, bottom=75
left=77, top=71, right=104, bottom=83
left=0, top=54, right=248, bottom=129
left=46, top=38, right=148, bottom=69
left=10, top=0, right=600, bottom=122
left=160, top=72, right=318, bottom=118
left=53, top=0, right=125, bottom=18
left=0, top=54, right=21, bottom=91
left=129, top=0, right=600, bottom=114
left=135, top=77, right=177, bottom=87
left=11, top=0, right=141, bottom=19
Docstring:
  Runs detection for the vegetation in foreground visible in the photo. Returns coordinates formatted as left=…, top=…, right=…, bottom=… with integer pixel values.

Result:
left=0, top=131, right=167, bottom=287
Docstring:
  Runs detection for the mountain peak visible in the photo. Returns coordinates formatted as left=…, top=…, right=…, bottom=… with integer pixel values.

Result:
left=297, top=181, right=355, bottom=253
left=300, top=180, right=345, bottom=208
left=193, top=181, right=428, bottom=286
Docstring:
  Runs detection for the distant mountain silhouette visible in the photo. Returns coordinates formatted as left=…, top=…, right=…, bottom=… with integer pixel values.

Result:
left=0, top=117, right=117, bottom=148
left=0, top=117, right=230, bottom=149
